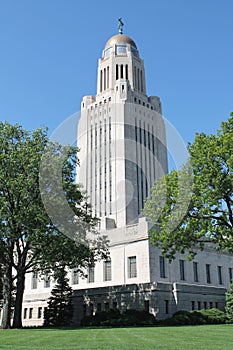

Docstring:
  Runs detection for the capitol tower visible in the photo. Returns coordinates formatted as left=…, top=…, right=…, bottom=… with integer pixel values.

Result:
left=77, top=22, right=168, bottom=228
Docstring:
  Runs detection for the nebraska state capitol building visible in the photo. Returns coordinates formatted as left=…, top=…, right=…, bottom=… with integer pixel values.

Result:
left=21, top=26, right=233, bottom=326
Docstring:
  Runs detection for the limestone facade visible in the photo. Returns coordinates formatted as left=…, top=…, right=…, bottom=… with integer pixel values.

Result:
left=22, top=217, right=233, bottom=326
left=19, top=31, right=233, bottom=327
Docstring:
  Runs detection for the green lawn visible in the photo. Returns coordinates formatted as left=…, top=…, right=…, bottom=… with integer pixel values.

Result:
left=0, top=325, right=233, bottom=350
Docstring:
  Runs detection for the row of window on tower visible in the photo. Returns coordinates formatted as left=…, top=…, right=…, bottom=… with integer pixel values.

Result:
left=99, top=64, right=144, bottom=93
left=133, top=120, right=163, bottom=213
left=133, top=66, right=144, bottom=92
left=103, top=45, right=139, bottom=58
left=116, top=64, right=128, bottom=80
left=89, top=118, right=112, bottom=217
left=100, top=67, right=110, bottom=92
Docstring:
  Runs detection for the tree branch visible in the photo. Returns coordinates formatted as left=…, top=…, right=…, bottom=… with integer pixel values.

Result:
left=224, top=194, right=233, bottom=226
left=189, top=212, right=232, bottom=228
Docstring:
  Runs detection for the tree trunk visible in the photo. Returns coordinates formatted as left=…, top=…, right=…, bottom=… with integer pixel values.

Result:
left=1, top=265, right=12, bottom=329
left=12, top=271, right=25, bottom=328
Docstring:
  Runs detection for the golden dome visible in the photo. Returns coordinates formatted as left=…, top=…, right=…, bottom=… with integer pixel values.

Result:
left=104, top=34, right=137, bottom=49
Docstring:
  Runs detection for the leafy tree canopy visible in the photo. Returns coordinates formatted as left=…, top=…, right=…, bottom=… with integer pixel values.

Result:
left=144, top=113, right=233, bottom=260
left=0, top=122, right=108, bottom=328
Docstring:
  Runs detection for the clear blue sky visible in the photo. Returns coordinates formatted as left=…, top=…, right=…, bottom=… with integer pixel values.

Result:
left=0, top=0, right=232, bottom=145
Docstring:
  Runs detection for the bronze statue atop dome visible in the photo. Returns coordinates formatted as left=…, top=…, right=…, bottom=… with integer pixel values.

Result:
left=118, top=18, right=124, bottom=34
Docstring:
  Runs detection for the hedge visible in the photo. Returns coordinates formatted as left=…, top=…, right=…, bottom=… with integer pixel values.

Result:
left=81, top=309, right=157, bottom=327
left=161, top=308, right=226, bottom=326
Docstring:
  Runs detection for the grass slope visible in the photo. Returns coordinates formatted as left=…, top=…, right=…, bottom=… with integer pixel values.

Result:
left=0, top=325, right=233, bottom=350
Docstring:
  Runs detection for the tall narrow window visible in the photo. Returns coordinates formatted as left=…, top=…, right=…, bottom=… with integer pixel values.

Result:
left=150, top=127, right=154, bottom=187
left=218, top=266, right=223, bottom=285
left=88, top=266, right=95, bottom=283
left=29, top=308, right=33, bottom=319
left=193, top=262, right=199, bottom=282
left=120, top=64, right=124, bottom=78
left=139, top=124, right=142, bottom=144
left=94, top=125, right=97, bottom=214
left=135, top=122, right=140, bottom=214
left=109, top=117, right=111, bottom=142
left=128, top=256, right=137, bottom=278
left=90, top=127, right=93, bottom=195
left=100, top=70, right=103, bottom=92
left=44, top=275, right=50, bottom=288
left=125, top=64, right=128, bottom=79
left=191, top=301, right=195, bottom=311
left=109, top=117, right=112, bottom=214
left=104, top=260, right=112, bottom=281
left=107, top=66, right=109, bottom=89
left=148, top=125, right=152, bottom=188
left=104, top=68, right=106, bottom=90
left=37, top=307, right=42, bottom=319
left=23, top=308, right=28, bottom=319
left=229, top=267, right=233, bottom=283
left=179, top=259, right=185, bottom=280
left=159, top=256, right=166, bottom=278
left=134, top=66, right=137, bottom=88
left=137, top=68, right=140, bottom=90
left=144, top=125, right=148, bottom=198
left=206, top=264, right=211, bottom=284
left=152, top=127, right=155, bottom=155
left=140, top=70, right=143, bottom=92
left=32, top=272, right=38, bottom=289
left=99, top=121, right=103, bottom=216
left=72, top=268, right=79, bottom=285
left=116, top=64, right=119, bottom=80
left=140, top=168, right=144, bottom=208
left=104, top=121, right=107, bottom=145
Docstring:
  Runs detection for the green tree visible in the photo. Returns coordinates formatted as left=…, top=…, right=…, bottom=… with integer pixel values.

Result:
left=43, top=268, right=73, bottom=327
left=0, top=122, right=107, bottom=329
left=144, top=114, right=233, bottom=260
left=226, top=282, right=233, bottom=322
